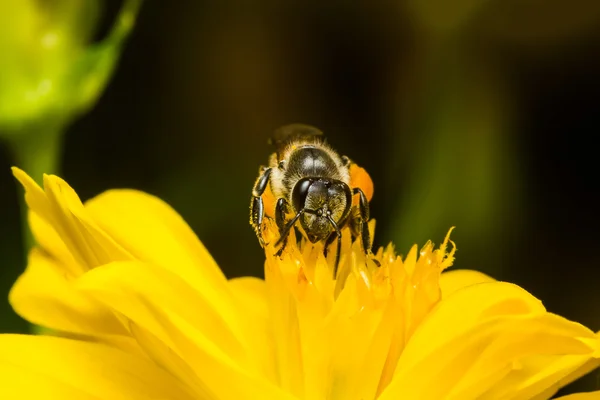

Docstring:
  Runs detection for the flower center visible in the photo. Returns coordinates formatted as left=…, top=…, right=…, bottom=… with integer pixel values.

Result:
left=262, top=220, right=456, bottom=399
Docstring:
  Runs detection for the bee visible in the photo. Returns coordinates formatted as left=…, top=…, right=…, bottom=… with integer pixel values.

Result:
left=250, top=123, right=374, bottom=274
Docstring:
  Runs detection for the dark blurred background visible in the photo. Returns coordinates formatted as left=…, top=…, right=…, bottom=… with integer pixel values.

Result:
left=1, top=0, right=599, bottom=394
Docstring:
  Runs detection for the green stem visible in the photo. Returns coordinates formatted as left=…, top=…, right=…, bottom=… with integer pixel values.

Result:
left=6, top=122, right=65, bottom=334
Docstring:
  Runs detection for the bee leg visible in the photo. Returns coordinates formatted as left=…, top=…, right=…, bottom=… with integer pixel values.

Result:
left=275, top=205, right=304, bottom=258
left=352, top=187, right=371, bottom=254
left=274, top=198, right=289, bottom=257
left=323, top=231, right=337, bottom=258
left=324, top=216, right=343, bottom=278
left=294, top=226, right=304, bottom=247
left=350, top=214, right=380, bottom=268
left=250, top=167, right=272, bottom=246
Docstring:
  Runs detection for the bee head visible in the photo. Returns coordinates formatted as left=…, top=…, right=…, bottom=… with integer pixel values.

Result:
left=291, top=178, right=352, bottom=243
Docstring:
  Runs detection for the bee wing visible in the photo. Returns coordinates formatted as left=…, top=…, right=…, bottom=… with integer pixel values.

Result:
left=270, top=123, right=324, bottom=151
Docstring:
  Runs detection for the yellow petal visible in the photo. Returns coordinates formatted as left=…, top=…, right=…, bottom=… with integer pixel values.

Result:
left=0, top=334, right=195, bottom=400
left=128, top=323, right=216, bottom=399
left=264, top=256, right=305, bottom=397
left=481, top=354, right=600, bottom=400
left=42, top=172, right=116, bottom=266
left=228, top=276, right=278, bottom=382
left=439, top=269, right=496, bottom=298
left=9, top=248, right=126, bottom=336
left=379, top=282, right=597, bottom=399
left=445, top=315, right=597, bottom=399
left=16, top=169, right=242, bottom=338
left=77, top=261, right=246, bottom=360
left=77, top=261, right=292, bottom=400
left=555, top=392, right=600, bottom=400
left=229, top=276, right=269, bottom=320
left=84, top=189, right=236, bottom=313
left=12, top=167, right=131, bottom=269
left=400, top=281, right=546, bottom=363
left=28, top=210, right=82, bottom=276
left=382, top=313, right=595, bottom=399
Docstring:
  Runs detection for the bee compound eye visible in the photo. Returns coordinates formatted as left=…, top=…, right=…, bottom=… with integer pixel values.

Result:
left=292, top=178, right=313, bottom=212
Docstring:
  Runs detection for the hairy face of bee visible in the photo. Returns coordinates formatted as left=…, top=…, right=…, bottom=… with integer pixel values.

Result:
left=291, top=178, right=352, bottom=243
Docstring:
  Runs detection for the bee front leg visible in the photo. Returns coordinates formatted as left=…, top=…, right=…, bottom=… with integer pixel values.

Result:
left=275, top=199, right=305, bottom=258
left=352, top=187, right=371, bottom=254
left=324, top=221, right=343, bottom=278
left=250, top=167, right=272, bottom=246
left=323, top=231, right=337, bottom=258
left=274, top=198, right=290, bottom=257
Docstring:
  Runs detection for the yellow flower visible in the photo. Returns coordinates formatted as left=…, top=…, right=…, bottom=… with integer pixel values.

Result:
left=2, top=167, right=600, bottom=399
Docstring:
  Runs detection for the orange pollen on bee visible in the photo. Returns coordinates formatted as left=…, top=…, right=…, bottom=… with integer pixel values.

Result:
left=349, top=164, right=374, bottom=205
